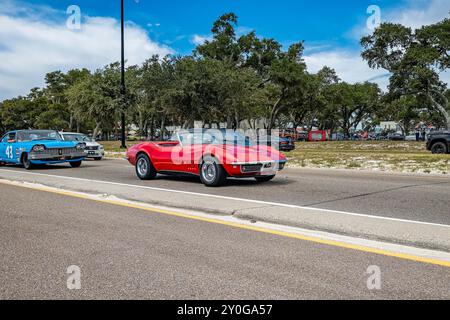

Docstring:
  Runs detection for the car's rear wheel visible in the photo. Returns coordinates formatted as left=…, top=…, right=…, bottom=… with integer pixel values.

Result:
left=431, top=142, right=447, bottom=154
left=70, top=161, right=82, bottom=168
left=22, top=153, right=34, bottom=170
left=136, top=153, right=157, bottom=180
left=255, top=175, right=276, bottom=183
left=200, top=156, right=227, bottom=187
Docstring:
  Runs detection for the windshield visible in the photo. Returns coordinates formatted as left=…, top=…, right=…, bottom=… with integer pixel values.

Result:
left=176, top=130, right=254, bottom=147
left=63, top=134, right=93, bottom=142
left=17, top=130, right=62, bottom=142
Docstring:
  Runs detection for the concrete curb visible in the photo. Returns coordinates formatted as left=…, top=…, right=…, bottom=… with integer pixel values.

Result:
left=234, top=206, right=450, bottom=252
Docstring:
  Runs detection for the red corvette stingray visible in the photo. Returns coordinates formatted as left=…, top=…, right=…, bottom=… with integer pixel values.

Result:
left=126, top=129, right=288, bottom=187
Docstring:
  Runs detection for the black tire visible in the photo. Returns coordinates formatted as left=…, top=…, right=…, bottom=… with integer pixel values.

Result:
left=255, top=175, right=276, bottom=183
left=70, top=161, right=82, bottom=168
left=93, top=157, right=103, bottom=161
left=431, top=142, right=448, bottom=154
left=135, top=153, right=157, bottom=180
left=22, top=153, right=34, bottom=170
left=199, top=156, right=227, bottom=187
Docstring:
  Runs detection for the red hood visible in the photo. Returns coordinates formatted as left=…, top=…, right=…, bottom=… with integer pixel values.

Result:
left=223, top=145, right=285, bottom=163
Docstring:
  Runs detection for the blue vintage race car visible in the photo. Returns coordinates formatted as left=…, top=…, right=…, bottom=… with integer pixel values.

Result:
left=0, top=130, right=86, bottom=169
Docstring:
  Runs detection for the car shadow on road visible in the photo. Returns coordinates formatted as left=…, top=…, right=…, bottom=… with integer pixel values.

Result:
left=155, top=173, right=294, bottom=188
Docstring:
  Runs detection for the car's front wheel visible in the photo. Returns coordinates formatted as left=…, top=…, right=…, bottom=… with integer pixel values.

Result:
left=135, top=153, right=157, bottom=180
left=22, top=153, right=34, bottom=170
left=70, top=161, right=82, bottom=168
left=200, top=156, right=227, bottom=187
left=255, top=175, right=276, bottom=183
left=431, top=142, right=448, bottom=154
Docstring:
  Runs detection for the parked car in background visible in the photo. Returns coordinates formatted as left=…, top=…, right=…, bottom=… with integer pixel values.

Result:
left=279, top=137, right=295, bottom=151
left=405, top=134, right=418, bottom=141
left=368, top=133, right=380, bottom=140
left=280, top=129, right=298, bottom=141
left=0, top=130, right=86, bottom=169
left=331, top=133, right=345, bottom=141
left=297, top=131, right=308, bottom=142
left=60, top=132, right=105, bottom=160
left=426, top=131, right=450, bottom=154
left=257, top=135, right=295, bottom=152
left=387, top=133, right=405, bottom=141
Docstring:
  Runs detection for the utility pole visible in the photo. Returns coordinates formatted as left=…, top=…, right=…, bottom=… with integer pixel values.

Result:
left=120, top=0, right=127, bottom=149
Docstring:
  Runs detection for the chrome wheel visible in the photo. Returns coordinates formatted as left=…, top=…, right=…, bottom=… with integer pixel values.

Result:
left=201, top=161, right=217, bottom=183
left=199, top=156, right=226, bottom=187
left=137, top=158, right=148, bottom=176
left=135, top=154, right=157, bottom=180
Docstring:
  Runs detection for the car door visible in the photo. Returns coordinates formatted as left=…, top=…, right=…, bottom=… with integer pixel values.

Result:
left=179, top=132, right=212, bottom=174
left=151, top=142, right=184, bottom=172
left=0, top=132, right=17, bottom=163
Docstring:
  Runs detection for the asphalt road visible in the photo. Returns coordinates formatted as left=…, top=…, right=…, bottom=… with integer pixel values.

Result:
left=1, top=159, right=450, bottom=225
left=0, top=184, right=449, bottom=299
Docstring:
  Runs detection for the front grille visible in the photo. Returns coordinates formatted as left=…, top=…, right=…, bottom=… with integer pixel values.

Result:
left=85, top=146, right=99, bottom=151
left=241, top=164, right=263, bottom=173
left=33, top=147, right=79, bottom=156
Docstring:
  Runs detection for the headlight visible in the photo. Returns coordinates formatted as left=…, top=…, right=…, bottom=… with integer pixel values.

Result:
left=31, top=145, right=45, bottom=152
left=76, top=143, right=86, bottom=150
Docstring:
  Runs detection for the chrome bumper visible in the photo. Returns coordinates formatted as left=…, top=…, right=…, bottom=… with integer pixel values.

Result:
left=29, top=150, right=86, bottom=160
left=232, top=161, right=287, bottom=174
left=84, top=150, right=104, bottom=157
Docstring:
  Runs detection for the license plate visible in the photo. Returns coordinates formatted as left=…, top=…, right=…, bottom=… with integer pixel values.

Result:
left=241, top=164, right=263, bottom=173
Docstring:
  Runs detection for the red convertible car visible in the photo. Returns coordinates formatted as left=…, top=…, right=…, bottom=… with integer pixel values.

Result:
left=126, top=129, right=288, bottom=187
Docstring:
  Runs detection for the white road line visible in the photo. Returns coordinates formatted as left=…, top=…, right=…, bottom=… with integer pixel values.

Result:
left=0, top=168, right=449, bottom=229
left=2, top=178, right=450, bottom=265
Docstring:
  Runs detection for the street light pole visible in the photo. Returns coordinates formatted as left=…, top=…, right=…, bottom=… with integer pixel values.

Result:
left=120, top=0, right=127, bottom=149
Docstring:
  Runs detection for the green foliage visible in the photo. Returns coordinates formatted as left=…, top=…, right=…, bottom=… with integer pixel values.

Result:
left=361, top=15, right=450, bottom=128
left=1, top=13, right=448, bottom=138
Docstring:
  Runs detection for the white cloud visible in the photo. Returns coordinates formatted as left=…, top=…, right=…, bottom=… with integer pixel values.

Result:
left=190, top=26, right=252, bottom=46
left=386, top=0, right=450, bottom=29
left=304, top=50, right=391, bottom=90
left=350, top=0, right=450, bottom=41
left=0, top=3, right=173, bottom=100
left=306, top=0, right=450, bottom=91
left=190, top=34, right=213, bottom=46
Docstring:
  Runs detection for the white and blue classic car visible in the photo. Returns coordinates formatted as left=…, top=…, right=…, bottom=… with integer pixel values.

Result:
left=0, top=130, right=86, bottom=169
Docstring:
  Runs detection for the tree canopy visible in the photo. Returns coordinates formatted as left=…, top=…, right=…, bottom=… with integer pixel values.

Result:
left=361, top=16, right=450, bottom=128
left=1, top=13, right=449, bottom=138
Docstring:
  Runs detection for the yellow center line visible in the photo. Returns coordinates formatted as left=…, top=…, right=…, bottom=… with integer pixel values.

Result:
left=1, top=180, right=450, bottom=268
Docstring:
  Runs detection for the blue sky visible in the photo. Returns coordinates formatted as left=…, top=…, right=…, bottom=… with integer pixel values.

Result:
left=0, top=0, right=449, bottom=100
left=3, top=0, right=407, bottom=53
